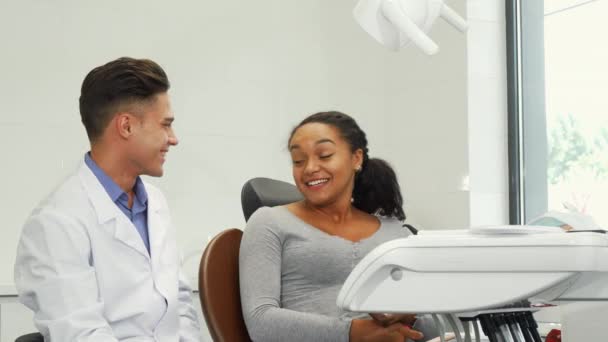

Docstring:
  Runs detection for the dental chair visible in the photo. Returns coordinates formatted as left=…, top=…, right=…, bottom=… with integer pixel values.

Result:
left=240, top=177, right=302, bottom=221
left=198, top=178, right=301, bottom=341
left=199, top=228, right=251, bottom=342
left=15, top=333, right=43, bottom=342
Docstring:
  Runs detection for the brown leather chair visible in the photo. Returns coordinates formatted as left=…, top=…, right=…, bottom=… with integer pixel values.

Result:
left=198, top=178, right=300, bottom=341
left=199, top=228, right=252, bottom=342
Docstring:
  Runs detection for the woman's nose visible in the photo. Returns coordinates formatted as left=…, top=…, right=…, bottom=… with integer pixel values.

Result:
left=304, top=159, right=320, bottom=173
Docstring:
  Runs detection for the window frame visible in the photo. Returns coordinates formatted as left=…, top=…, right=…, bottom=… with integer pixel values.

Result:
left=506, top=0, right=549, bottom=224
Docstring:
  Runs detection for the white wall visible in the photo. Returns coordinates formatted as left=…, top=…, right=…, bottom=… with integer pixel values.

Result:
left=384, top=0, right=510, bottom=231
left=466, top=0, right=509, bottom=227
left=384, top=0, right=470, bottom=230
left=0, top=0, right=476, bottom=287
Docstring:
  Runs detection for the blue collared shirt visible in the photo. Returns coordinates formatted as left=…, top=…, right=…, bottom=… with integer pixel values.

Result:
left=85, top=153, right=151, bottom=254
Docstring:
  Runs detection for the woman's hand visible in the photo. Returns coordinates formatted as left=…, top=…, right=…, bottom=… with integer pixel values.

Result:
left=369, top=313, right=417, bottom=327
left=350, top=318, right=424, bottom=342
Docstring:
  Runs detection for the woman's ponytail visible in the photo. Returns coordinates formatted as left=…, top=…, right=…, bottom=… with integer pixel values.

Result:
left=353, top=157, right=405, bottom=221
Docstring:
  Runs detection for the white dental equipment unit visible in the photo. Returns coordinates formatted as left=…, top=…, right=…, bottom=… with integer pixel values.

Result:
left=337, top=225, right=608, bottom=341
left=354, top=0, right=468, bottom=55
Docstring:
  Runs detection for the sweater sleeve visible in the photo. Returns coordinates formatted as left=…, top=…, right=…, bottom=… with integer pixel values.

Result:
left=239, top=207, right=352, bottom=342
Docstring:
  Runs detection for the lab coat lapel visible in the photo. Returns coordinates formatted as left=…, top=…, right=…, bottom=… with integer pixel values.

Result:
left=147, top=188, right=170, bottom=300
left=147, top=194, right=167, bottom=262
left=78, top=162, right=151, bottom=260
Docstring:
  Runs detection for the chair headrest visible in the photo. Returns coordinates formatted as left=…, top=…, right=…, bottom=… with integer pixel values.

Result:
left=241, top=177, right=303, bottom=221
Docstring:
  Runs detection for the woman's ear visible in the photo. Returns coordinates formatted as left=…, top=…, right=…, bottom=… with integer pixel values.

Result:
left=353, top=148, right=364, bottom=169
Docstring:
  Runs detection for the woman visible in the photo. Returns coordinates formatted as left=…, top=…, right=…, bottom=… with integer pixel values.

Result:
left=240, top=111, right=437, bottom=341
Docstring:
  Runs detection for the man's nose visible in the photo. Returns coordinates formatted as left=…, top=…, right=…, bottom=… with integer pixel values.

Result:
left=169, top=131, right=179, bottom=146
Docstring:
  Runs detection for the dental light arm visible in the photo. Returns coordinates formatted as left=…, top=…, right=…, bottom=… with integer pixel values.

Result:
left=439, top=2, right=468, bottom=32
left=354, top=0, right=467, bottom=55
left=381, top=0, right=439, bottom=54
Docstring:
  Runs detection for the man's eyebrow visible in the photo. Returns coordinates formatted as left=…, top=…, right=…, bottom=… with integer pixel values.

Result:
left=163, top=117, right=175, bottom=123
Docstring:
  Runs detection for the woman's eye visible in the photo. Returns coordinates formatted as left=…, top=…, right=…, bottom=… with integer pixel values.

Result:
left=292, top=160, right=303, bottom=166
left=320, top=154, right=334, bottom=159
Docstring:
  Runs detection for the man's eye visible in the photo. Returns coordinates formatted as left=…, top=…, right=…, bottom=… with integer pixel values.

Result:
left=292, top=160, right=303, bottom=165
left=320, top=154, right=334, bottom=159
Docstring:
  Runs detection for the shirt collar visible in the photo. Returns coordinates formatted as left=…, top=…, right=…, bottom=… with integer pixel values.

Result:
left=84, top=153, right=148, bottom=206
left=132, top=176, right=148, bottom=208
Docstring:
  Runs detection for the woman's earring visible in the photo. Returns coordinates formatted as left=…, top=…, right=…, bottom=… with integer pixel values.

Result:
left=355, top=165, right=362, bottom=172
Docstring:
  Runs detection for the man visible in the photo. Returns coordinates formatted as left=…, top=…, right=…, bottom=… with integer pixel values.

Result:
left=14, top=57, right=201, bottom=341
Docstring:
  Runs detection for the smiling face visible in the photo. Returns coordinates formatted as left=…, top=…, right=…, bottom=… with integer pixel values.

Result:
left=289, top=122, right=363, bottom=208
left=126, top=92, right=178, bottom=177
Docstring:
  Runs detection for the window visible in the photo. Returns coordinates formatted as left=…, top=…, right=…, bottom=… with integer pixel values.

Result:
left=507, top=0, right=608, bottom=226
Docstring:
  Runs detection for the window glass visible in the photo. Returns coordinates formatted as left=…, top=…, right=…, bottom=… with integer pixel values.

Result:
left=544, top=0, right=608, bottom=227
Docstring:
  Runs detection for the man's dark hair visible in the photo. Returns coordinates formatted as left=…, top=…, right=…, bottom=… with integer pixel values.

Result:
left=79, top=57, right=170, bottom=142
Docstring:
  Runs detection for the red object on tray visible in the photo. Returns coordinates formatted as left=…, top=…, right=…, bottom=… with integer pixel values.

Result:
left=545, top=329, right=561, bottom=342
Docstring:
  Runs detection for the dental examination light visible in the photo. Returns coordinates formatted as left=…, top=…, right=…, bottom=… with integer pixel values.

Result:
left=354, top=0, right=467, bottom=55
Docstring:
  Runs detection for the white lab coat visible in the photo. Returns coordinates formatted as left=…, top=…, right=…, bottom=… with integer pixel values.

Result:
left=14, top=161, right=201, bottom=341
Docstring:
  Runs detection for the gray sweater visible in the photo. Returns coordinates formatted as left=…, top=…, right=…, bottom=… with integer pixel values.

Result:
left=239, top=206, right=438, bottom=342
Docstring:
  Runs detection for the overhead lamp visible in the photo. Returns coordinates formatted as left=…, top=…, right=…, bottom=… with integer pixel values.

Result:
left=354, top=0, right=468, bottom=55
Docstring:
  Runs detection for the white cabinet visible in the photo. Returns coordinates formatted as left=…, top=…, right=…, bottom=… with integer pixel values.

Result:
left=0, top=298, right=35, bottom=342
